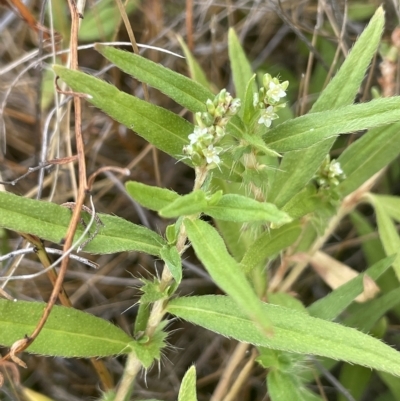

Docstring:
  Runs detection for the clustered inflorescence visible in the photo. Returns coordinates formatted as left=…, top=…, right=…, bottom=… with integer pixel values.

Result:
left=253, top=73, right=289, bottom=128
left=315, top=156, right=346, bottom=190
left=183, top=89, right=241, bottom=170
left=183, top=73, right=345, bottom=195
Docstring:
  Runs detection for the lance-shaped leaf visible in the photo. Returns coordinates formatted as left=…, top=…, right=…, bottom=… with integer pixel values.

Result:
left=0, top=299, right=132, bottom=357
left=228, top=28, right=255, bottom=103
left=184, top=219, right=273, bottom=334
left=167, top=295, right=400, bottom=376
left=264, top=97, right=400, bottom=153
left=53, top=65, right=241, bottom=181
left=178, top=366, right=198, bottom=401
left=240, top=222, right=302, bottom=273
left=0, top=191, right=165, bottom=255
left=177, top=35, right=213, bottom=91
left=308, top=255, right=395, bottom=320
left=95, top=43, right=213, bottom=113
left=126, top=181, right=180, bottom=212
left=54, top=65, right=192, bottom=161
left=205, top=194, right=292, bottom=224
left=344, top=287, right=400, bottom=333
left=338, top=123, right=400, bottom=196
left=370, top=194, right=400, bottom=222
left=94, top=44, right=246, bottom=141
left=311, top=6, right=384, bottom=112
left=267, top=7, right=385, bottom=207
left=369, top=194, right=400, bottom=279
left=268, top=370, right=324, bottom=401
left=160, top=190, right=209, bottom=218
left=160, top=245, right=182, bottom=285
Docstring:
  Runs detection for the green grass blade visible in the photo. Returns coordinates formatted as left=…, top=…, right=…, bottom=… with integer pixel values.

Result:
left=0, top=191, right=165, bottom=255
left=167, top=295, right=400, bottom=376
left=0, top=299, right=132, bottom=357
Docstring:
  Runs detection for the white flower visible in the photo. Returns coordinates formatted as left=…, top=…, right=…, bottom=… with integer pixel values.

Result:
left=228, top=98, right=241, bottom=115
left=188, top=126, right=210, bottom=145
left=267, top=81, right=287, bottom=102
left=329, top=160, right=344, bottom=177
left=202, top=145, right=222, bottom=165
left=258, top=106, right=279, bottom=127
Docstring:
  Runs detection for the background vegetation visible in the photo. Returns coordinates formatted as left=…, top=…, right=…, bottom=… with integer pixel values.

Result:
left=1, top=1, right=400, bottom=400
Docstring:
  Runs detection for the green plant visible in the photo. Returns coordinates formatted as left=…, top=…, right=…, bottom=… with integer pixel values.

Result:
left=2, top=6, right=400, bottom=401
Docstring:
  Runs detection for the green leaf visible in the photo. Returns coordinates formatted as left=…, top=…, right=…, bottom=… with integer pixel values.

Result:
left=350, top=210, right=386, bottom=265
left=93, top=44, right=247, bottom=149
left=184, top=219, right=273, bottom=334
left=95, top=44, right=213, bottom=113
left=370, top=195, right=400, bottom=279
left=205, top=194, right=292, bottom=224
left=344, top=288, right=400, bottom=332
left=140, top=279, right=169, bottom=304
left=338, top=123, right=400, bottom=196
left=54, top=65, right=193, bottom=163
left=242, top=74, right=257, bottom=124
left=214, top=219, right=249, bottom=261
left=167, top=295, right=400, bottom=376
left=372, top=195, right=400, bottom=222
left=281, top=185, right=320, bottom=219
left=160, top=245, right=182, bottom=284
left=177, top=36, right=212, bottom=91
left=269, top=6, right=385, bottom=207
left=159, top=190, right=208, bottom=218
left=307, top=255, right=395, bottom=320
left=0, top=191, right=165, bottom=255
left=0, top=299, right=132, bottom=357
left=240, top=222, right=302, bottom=273
left=79, top=0, right=138, bottom=41
left=267, top=139, right=332, bottom=208
left=338, top=364, right=373, bottom=401
left=265, top=97, right=400, bottom=153
left=125, top=181, right=180, bottom=212
left=53, top=61, right=242, bottom=182
left=268, top=370, right=323, bottom=401
left=311, top=6, right=384, bottom=113
left=228, top=28, right=255, bottom=102
left=130, top=323, right=168, bottom=368
left=379, top=371, right=400, bottom=401
left=178, top=366, right=197, bottom=401
left=134, top=303, right=151, bottom=335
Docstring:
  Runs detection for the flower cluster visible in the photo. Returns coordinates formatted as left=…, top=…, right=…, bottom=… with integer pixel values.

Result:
left=253, top=74, right=289, bottom=128
left=315, top=156, right=346, bottom=189
left=183, top=89, right=241, bottom=169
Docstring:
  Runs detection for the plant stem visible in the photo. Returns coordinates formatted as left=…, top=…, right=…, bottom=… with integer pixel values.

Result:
left=114, top=166, right=209, bottom=400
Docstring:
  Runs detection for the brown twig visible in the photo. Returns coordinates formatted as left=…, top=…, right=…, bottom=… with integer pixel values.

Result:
left=0, top=156, right=78, bottom=186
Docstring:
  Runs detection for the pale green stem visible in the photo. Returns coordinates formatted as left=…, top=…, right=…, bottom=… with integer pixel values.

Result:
left=113, top=165, right=209, bottom=401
